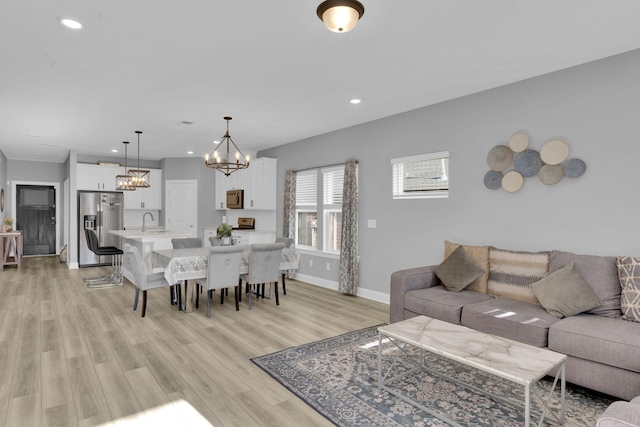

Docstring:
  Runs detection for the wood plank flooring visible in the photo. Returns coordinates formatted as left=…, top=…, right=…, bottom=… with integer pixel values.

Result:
left=0, top=256, right=389, bottom=426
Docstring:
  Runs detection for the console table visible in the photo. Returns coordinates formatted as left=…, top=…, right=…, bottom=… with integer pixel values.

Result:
left=0, top=231, right=23, bottom=269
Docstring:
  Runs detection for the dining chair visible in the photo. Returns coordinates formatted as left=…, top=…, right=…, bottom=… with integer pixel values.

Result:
left=170, top=237, right=203, bottom=306
left=122, top=244, right=172, bottom=317
left=275, top=237, right=295, bottom=295
left=83, top=229, right=124, bottom=288
left=195, top=245, right=244, bottom=316
left=240, top=242, right=285, bottom=309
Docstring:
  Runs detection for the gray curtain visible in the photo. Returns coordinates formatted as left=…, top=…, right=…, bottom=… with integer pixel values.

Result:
left=339, top=159, right=358, bottom=295
left=283, top=170, right=296, bottom=279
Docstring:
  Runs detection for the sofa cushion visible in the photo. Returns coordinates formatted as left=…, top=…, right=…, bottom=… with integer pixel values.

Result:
left=404, top=286, right=494, bottom=325
left=550, top=251, right=622, bottom=318
left=461, top=298, right=560, bottom=347
left=488, top=247, right=549, bottom=304
left=531, top=261, right=604, bottom=318
left=549, top=314, right=640, bottom=373
left=617, top=256, right=640, bottom=323
left=435, top=246, right=485, bottom=292
left=444, top=241, right=489, bottom=293
left=596, top=400, right=640, bottom=427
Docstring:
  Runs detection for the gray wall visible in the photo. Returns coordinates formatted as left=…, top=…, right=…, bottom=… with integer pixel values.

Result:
left=259, top=48, right=640, bottom=297
left=160, top=158, right=223, bottom=239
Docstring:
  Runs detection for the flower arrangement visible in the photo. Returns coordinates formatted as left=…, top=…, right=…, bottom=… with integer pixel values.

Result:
left=216, top=223, right=233, bottom=238
left=2, top=217, right=13, bottom=232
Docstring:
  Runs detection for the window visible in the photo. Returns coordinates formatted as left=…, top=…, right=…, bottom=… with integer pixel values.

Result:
left=295, top=164, right=355, bottom=253
left=295, top=171, right=317, bottom=249
left=391, top=151, right=449, bottom=199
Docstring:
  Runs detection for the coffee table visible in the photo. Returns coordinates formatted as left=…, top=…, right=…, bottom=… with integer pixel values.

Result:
left=378, top=316, right=566, bottom=427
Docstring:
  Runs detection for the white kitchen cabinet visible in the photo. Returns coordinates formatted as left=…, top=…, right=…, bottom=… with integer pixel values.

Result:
left=77, top=164, right=123, bottom=191
left=123, top=168, right=163, bottom=209
left=214, top=168, right=245, bottom=210
left=232, top=230, right=276, bottom=245
left=203, top=227, right=217, bottom=246
left=243, top=158, right=277, bottom=210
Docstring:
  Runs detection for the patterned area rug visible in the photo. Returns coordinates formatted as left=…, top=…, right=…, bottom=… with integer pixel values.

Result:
left=252, top=325, right=614, bottom=426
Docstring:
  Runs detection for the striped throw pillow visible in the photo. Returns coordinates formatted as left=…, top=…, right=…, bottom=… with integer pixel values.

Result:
left=488, top=247, right=550, bottom=304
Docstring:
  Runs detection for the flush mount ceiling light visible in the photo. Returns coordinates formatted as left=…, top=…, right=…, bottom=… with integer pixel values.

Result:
left=115, top=141, right=135, bottom=191
left=127, top=131, right=150, bottom=188
left=59, top=18, right=83, bottom=30
left=204, top=117, right=250, bottom=177
left=317, top=0, right=364, bottom=33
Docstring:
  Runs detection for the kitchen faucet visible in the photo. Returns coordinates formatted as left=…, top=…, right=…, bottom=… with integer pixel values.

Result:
left=142, top=212, right=154, bottom=233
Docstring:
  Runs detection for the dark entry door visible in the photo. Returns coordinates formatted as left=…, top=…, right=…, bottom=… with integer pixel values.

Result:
left=16, top=185, right=56, bottom=255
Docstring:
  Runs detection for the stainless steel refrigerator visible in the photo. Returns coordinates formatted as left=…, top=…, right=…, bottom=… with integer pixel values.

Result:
left=78, top=191, right=124, bottom=267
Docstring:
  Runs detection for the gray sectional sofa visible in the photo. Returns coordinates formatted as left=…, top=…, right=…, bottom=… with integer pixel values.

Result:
left=390, top=242, right=640, bottom=401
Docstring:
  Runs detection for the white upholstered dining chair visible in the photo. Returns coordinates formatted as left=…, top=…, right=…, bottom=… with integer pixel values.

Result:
left=122, top=244, right=172, bottom=317
left=195, top=245, right=244, bottom=316
left=240, top=242, right=284, bottom=309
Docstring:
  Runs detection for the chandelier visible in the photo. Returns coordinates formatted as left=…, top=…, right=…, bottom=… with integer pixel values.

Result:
left=127, top=130, right=150, bottom=188
left=115, top=141, right=135, bottom=191
left=317, top=0, right=365, bottom=33
left=205, top=117, right=250, bottom=177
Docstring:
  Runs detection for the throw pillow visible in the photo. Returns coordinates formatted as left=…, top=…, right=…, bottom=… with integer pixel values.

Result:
left=531, top=261, right=604, bottom=318
left=488, top=247, right=550, bottom=304
left=435, top=246, right=485, bottom=292
left=616, top=256, right=640, bottom=323
left=444, top=241, right=489, bottom=293
left=549, top=251, right=621, bottom=318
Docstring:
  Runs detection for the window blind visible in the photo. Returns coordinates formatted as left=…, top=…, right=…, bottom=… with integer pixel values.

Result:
left=391, top=151, right=449, bottom=199
left=296, top=170, right=317, bottom=206
left=322, top=168, right=344, bottom=205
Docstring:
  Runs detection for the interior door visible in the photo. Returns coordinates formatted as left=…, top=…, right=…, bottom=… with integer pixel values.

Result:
left=165, top=180, right=197, bottom=237
left=17, top=185, right=56, bottom=255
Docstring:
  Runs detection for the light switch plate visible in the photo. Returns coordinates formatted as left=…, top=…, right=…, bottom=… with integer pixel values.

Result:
left=367, top=219, right=377, bottom=228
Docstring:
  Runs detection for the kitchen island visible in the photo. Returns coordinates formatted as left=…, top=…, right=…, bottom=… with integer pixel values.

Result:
left=110, top=229, right=191, bottom=282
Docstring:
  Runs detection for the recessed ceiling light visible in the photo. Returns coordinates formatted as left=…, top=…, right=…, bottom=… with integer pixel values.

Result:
left=28, top=133, right=40, bottom=137
left=59, top=18, right=83, bottom=30
left=350, top=99, right=361, bottom=104
left=213, top=140, right=221, bottom=145
left=187, top=151, right=194, bottom=155
left=111, top=149, right=118, bottom=153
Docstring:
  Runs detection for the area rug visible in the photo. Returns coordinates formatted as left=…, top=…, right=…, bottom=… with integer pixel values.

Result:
left=251, top=325, right=614, bottom=426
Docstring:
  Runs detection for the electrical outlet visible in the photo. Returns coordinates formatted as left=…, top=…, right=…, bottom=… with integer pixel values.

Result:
left=326, top=262, right=330, bottom=271
left=309, top=259, right=313, bottom=267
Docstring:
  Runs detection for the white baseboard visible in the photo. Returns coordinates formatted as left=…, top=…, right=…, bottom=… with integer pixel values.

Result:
left=294, top=273, right=389, bottom=305
left=68, top=262, right=79, bottom=270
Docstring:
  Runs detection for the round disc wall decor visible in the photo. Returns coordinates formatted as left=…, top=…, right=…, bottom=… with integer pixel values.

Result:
left=509, top=133, right=529, bottom=153
left=514, top=149, right=542, bottom=177
left=487, top=145, right=513, bottom=171
left=539, top=164, right=564, bottom=185
left=484, top=170, right=502, bottom=189
left=502, top=171, right=524, bottom=193
left=540, top=139, right=569, bottom=165
left=562, top=158, right=586, bottom=178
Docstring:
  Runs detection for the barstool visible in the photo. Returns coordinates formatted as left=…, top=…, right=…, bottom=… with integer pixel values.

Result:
left=83, top=229, right=124, bottom=288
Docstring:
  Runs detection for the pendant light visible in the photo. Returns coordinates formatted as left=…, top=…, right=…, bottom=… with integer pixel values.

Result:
left=115, top=141, right=135, bottom=191
left=204, top=117, right=250, bottom=177
left=317, top=0, right=365, bottom=33
left=127, top=130, right=150, bottom=188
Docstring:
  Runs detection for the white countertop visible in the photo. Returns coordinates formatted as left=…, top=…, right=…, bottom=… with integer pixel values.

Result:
left=110, top=229, right=192, bottom=240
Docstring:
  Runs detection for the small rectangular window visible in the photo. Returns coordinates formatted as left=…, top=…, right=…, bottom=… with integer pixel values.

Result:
left=391, top=151, right=449, bottom=199
left=295, top=171, right=318, bottom=249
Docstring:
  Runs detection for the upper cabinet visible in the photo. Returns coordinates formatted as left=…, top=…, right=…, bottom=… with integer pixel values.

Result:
left=244, top=158, right=276, bottom=210
left=123, top=169, right=163, bottom=210
left=77, top=164, right=123, bottom=191
left=214, top=158, right=277, bottom=210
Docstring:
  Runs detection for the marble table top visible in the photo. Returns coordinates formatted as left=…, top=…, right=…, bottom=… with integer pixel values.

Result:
left=378, top=316, right=566, bottom=385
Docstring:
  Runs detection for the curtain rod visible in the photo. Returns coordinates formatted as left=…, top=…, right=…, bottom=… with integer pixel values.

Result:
left=293, top=160, right=358, bottom=173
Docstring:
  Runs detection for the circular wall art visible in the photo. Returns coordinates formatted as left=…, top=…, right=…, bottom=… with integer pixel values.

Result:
left=540, top=139, right=570, bottom=165
left=502, top=171, right=524, bottom=193
left=487, top=145, right=513, bottom=171
left=484, top=170, right=502, bottom=189
left=562, top=158, right=586, bottom=178
left=514, top=149, right=542, bottom=177
left=539, top=164, right=564, bottom=185
left=509, top=133, right=529, bottom=153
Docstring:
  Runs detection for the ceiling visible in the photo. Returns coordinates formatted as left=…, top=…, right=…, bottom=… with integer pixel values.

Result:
left=2, top=1, right=640, bottom=163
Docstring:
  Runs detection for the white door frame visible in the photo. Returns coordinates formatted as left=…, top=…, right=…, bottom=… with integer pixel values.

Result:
left=165, top=179, right=198, bottom=237
left=11, top=180, right=61, bottom=254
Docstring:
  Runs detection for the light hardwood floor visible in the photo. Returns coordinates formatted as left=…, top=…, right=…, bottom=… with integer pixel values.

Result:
left=0, top=256, right=389, bottom=427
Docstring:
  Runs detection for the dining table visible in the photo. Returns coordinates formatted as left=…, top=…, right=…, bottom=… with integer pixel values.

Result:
left=151, top=246, right=300, bottom=312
